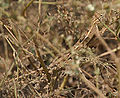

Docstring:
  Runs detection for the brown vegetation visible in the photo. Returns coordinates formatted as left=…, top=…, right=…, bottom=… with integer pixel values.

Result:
left=0, top=0, right=120, bottom=97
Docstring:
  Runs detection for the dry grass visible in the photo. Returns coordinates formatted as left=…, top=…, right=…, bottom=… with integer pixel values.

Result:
left=0, top=0, right=120, bottom=98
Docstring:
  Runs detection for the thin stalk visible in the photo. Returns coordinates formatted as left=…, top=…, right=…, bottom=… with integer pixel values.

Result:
left=22, top=0, right=35, bottom=16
